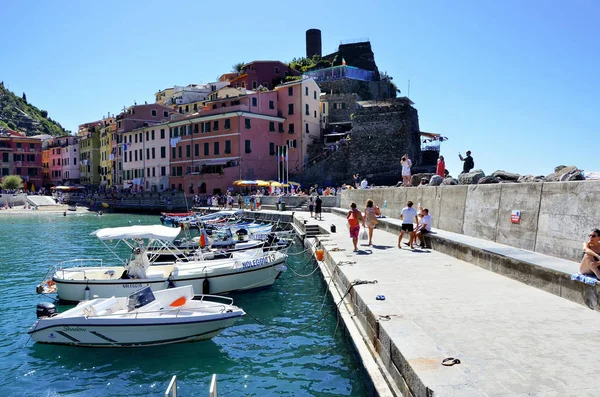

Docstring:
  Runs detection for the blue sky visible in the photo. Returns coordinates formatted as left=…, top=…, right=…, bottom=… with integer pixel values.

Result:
left=2, top=0, right=598, bottom=177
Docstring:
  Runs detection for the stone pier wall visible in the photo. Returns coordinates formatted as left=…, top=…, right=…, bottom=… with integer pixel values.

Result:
left=339, top=180, right=600, bottom=262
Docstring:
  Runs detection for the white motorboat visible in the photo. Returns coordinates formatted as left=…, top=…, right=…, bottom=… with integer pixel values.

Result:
left=28, top=285, right=245, bottom=347
left=36, top=225, right=288, bottom=303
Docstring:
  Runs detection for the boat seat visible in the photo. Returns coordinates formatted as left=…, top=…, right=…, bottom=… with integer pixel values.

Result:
left=90, top=297, right=120, bottom=316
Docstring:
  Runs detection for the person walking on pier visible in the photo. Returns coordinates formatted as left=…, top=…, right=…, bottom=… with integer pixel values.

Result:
left=580, top=229, right=600, bottom=279
left=398, top=201, right=418, bottom=249
left=314, top=196, right=323, bottom=220
left=308, top=197, right=314, bottom=218
left=347, top=202, right=364, bottom=252
left=363, top=199, right=379, bottom=246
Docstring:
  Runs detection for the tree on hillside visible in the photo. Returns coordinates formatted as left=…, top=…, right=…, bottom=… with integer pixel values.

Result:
left=40, top=110, right=48, bottom=118
left=231, top=62, right=245, bottom=73
left=1, top=175, right=24, bottom=191
left=22, top=92, right=27, bottom=102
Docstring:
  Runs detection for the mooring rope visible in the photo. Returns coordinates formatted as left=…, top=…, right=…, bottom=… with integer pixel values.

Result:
left=242, top=279, right=378, bottom=334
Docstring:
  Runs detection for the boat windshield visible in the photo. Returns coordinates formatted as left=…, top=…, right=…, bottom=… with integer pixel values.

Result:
left=127, top=286, right=156, bottom=311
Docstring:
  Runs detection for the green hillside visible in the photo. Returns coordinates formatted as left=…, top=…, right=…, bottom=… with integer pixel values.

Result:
left=0, top=82, right=69, bottom=136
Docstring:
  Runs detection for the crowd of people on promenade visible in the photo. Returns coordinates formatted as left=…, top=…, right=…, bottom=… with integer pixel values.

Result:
left=346, top=199, right=432, bottom=252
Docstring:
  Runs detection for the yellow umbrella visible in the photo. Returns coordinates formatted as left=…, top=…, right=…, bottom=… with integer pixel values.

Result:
left=268, top=181, right=284, bottom=187
left=288, top=181, right=301, bottom=187
left=256, top=180, right=271, bottom=187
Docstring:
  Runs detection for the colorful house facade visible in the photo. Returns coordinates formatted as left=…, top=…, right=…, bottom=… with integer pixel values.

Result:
left=121, top=123, right=170, bottom=192
left=0, top=128, right=43, bottom=190
left=166, top=78, right=321, bottom=194
left=78, top=121, right=102, bottom=187
left=228, top=61, right=301, bottom=91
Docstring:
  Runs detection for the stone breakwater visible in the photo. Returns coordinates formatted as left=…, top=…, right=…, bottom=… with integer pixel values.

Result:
left=413, top=164, right=585, bottom=187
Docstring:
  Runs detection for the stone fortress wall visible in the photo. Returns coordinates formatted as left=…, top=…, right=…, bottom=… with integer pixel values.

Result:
left=339, top=180, right=600, bottom=262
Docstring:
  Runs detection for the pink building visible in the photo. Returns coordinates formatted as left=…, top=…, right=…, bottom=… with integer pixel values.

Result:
left=47, top=136, right=79, bottom=185
left=0, top=128, right=43, bottom=190
left=168, top=78, right=321, bottom=194
left=60, top=136, right=80, bottom=185
left=228, top=61, right=301, bottom=91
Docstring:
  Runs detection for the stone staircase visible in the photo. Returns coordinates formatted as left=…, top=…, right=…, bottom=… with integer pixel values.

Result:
left=304, top=224, right=321, bottom=238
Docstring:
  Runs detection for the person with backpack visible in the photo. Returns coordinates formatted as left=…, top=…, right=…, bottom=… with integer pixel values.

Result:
left=459, top=150, right=474, bottom=174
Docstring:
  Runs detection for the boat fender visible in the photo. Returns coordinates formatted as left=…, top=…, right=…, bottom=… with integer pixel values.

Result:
left=203, top=278, right=210, bottom=294
left=84, top=285, right=91, bottom=301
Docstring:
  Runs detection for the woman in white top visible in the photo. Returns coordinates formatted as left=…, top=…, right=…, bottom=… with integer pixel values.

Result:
left=401, top=154, right=412, bottom=187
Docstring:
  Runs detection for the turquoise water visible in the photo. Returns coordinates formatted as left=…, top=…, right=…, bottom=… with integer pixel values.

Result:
left=0, top=213, right=368, bottom=396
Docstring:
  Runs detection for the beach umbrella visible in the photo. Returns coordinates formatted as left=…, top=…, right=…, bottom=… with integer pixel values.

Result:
left=256, top=180, right=271, bottom=187
left=233, top=180, right=259, bottom=186
left=288, top=181, right=301, bottom=187
left=268, top=181, right=284, bottom=187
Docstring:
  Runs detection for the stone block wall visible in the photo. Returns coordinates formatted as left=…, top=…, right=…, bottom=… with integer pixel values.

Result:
left=339, top=180, right=600, bottom=262
left=296, top=100, right=422, bottom=188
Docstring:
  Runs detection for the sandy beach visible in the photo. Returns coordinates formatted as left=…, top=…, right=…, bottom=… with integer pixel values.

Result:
left=0, top=205, right=91, bottom=216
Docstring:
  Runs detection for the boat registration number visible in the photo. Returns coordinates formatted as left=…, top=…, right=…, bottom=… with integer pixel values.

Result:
left=240, top=254, right=276, bottom=269
left=122, top=283, right=144, bottom=288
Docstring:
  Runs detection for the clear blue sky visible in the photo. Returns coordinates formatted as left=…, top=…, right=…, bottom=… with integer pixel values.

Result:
left=2, top=0, right=598, bottom=177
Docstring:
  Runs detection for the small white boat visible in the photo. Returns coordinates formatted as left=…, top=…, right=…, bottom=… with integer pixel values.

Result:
left=37, top=225, right=288, bottom=303
left=28, top=285, right=245, bottom=347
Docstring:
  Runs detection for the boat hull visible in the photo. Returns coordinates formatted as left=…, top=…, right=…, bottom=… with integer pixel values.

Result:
left=29, top=312, right=242, bottom=347
left=52, top=253, right=287, bottom=303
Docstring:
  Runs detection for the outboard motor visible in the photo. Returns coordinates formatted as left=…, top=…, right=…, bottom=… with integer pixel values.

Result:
left=36, top=302, right=57, bottom=319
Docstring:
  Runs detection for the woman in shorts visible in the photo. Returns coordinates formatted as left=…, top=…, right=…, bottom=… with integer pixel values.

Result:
left=347, top=202, right=364, bottom=252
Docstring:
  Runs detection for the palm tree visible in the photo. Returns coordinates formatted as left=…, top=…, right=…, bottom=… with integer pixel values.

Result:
left=231, top=62, right=245, bottom=73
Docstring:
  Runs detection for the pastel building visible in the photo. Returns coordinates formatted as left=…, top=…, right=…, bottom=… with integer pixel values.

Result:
left=273, top=78, right=322, bottom=167
left=228, top=61, right=301, bottom=91
left=59, top=136, right=80, bottom=185
left=47, top=135, right=79, bottom=186
left=121, top=123, right=170, bottom=192
left=113, top=103, right=173, bottom=188
left=99, top=117, right=116, bottom=188
left=78, top=121, right=102, bottom=187
left=167, top=78, right=321, bottom=194
left=0, top=128, right=43, bottom=190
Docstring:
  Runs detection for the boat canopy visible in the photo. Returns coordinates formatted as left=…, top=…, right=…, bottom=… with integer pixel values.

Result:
left=91, top=225, right=182, bottom=241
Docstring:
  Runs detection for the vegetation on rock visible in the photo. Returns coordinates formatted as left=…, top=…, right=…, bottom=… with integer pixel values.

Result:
left=289, top=55, right=332, bottom=73
left=0, top=82, right=69, bottom=137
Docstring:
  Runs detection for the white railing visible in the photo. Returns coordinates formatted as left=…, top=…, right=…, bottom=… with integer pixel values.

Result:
left=209, top=374, right=218, bottom=397
left=165, top=375, right=177, bottom=397
left=164, top=374, right=217, bottom=396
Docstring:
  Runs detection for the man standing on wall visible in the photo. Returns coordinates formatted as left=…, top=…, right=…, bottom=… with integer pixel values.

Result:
left=398, top=200, right=418, bottom=249
left=459, top=150, right=474, bottom=174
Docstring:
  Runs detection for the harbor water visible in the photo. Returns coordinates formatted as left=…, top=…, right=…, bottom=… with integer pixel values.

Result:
left=0, top=212, right=369, bottom=396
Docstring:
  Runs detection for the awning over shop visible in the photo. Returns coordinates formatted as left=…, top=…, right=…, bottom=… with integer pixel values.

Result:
left=201, top=157, right=238, bottom=166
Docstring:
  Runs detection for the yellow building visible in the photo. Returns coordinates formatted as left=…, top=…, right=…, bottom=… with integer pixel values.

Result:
left=155, top=87, right=176, bottom=106
left=42, top=148, right=50, bottom=186
left=99, top=117, right=116, bottom=189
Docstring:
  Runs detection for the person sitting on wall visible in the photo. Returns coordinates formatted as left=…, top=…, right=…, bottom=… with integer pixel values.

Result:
left=580, top=229, right=600, bottom=279
left=412, top=209, right=432, bottom=248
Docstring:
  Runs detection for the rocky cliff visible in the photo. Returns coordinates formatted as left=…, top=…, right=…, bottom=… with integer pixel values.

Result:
left=0, top=82, right=69, bottom=136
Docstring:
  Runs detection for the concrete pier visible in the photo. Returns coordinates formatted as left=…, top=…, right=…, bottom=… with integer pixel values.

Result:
left=291, top=209, right=600, bottom=396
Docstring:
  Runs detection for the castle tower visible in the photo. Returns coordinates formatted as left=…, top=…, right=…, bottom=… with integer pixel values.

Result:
left=306, top=29, right=322, bottom=58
